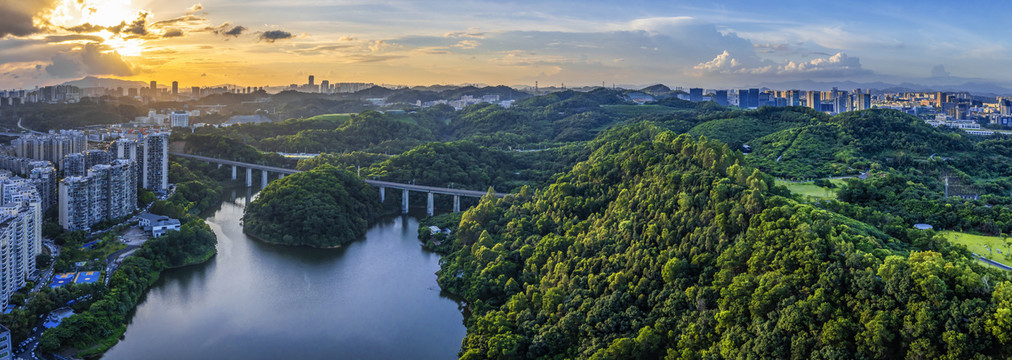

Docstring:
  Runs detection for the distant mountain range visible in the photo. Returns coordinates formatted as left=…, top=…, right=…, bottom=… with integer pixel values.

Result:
left=61, top=76, right=149, bottom=89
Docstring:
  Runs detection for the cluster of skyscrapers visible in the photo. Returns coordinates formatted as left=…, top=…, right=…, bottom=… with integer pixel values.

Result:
left=57, top=132, right=169, bottom=231
left=687, top=87, right=872, bottom=114
left=0, top=172, right=42, bottom=309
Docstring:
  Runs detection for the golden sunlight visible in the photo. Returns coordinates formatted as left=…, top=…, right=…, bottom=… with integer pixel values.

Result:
left=103, top=37, right=145, bottom=57
left=50, top=0, right=139, bottom=28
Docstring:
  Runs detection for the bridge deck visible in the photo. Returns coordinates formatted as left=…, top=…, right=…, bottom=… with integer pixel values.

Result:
left=170, top=152, right=508, bottom=198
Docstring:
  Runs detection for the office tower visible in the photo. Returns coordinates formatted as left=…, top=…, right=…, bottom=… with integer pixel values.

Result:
left=936, top=92, right=944, bottom=108
left=689, top=88, right=703, bottom=102
left=806, top=91, right=821, bottom=110
left=63, top=153, right=86, bottom=177
left=150, top=81, right=157, bottom=92
left=738, top=89, right=748, bottom=107
left=172, top=81, right=179, bottom=95
left=788, top=90, right=801, bottom=106
left=1001, top=99, right=1011, bottom=116
left=834, top=90, right=849, bottom=113
left=309, top=75, right=315, bottom=86
left=759, top=91, right=770, bottom=107
left=321, top=80, right=330, bottom=93
left=171, top=111, right=189, bottom=127
left=748, top=88, right=760, bottom=108
left=142, top=133, right=169, bottom=193
left=192, top=87, right=200, bottom=97
left=0, top=173, right=42, bottom=309
left=713, top=90, right=728, bottom=106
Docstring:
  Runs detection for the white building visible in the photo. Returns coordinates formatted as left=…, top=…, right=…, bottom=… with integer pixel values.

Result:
left=170, top=111, right=189, bottom=128
left=0, top=324, right=10, bottom=360
left=137, top=213, right=181, bottom=237
left=0, top=173, right=42, bottom=310
left=58, top=160, right=137, bottom=231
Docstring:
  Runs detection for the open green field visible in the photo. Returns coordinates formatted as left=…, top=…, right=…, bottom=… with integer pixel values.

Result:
left=776, top=178, right=846, bottom=200
left=943, top=231, right=1012, bottom=267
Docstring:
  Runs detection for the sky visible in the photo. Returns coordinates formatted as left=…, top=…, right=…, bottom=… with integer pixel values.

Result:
left=0, top=0, right=1009, bottom=89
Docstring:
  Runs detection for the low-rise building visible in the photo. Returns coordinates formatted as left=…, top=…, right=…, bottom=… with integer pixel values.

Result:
left=137, top=212, right=181, bottom=237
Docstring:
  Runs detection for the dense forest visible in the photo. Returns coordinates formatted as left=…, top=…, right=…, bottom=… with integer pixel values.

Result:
left=242, top=164, right=381, bottom=247
left=436, top=127, right=1012, bottom=359
left=134, top=87, right=1012, bottom=358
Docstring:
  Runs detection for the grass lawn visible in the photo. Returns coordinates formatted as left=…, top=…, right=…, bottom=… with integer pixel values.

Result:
left=943, top=231, right=1012, bottom=267
left=776, top=178, right=846, bottom=200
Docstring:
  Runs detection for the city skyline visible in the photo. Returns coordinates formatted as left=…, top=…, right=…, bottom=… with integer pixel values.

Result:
left=0, top=1, right=1010, bottom=89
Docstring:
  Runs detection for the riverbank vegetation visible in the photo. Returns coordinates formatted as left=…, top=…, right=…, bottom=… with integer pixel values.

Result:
left=243, top=164, right=381, bottom=247
left=36, top=159, right=222, bottom=357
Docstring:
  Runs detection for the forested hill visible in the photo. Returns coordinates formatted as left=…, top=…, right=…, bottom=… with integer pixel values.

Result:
left=747, top=109, right=974, bottom=178
left=437, top=126, right=1012, bottom=359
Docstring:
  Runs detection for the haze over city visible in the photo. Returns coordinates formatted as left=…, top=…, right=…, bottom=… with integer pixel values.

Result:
left=1, top=0, right=1010, bottom=89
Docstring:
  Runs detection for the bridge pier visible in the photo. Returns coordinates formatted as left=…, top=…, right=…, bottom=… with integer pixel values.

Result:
left=453, top=195, right=460, bottom=213
left=246, top=167, right=252, bottom=187
left=231, top=165, right=237, bottom=180
left=261, top=170, right=268, bottom=188
left=379, top=186, right=385, bottom=202
left=427, top=192, right=434, bottom=217
left=402, top=189, right=409, bottom=214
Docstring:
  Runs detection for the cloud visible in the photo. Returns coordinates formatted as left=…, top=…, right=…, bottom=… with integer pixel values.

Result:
left=258, top=30, right=293, bottom=43
left=208, top=23, right=246, bottom=37
left=62, top=23, right=108, bottom=34
left=44, top=43, right=139, bottom=78
left=123, top=11, right=151, bottom=37
left=753, top=42, right=792, bottom=54
left=691, top=51, right=868, bottom=78
left=163, top=29, right=184, bottom=38
left=445, top=28, right=486, bottom=39
left=45, top=35, right=105, bottom=43
left=339, top=36, right=357, bottom=42
left=453, top=40, right=481, bottom=49
left=292, top=44, right=353, bottom=55
left=187, top=4, right=204, bottom=15
left=0, top=0, right=58, bottom=37
left=931, top=64, right=950, bottom=77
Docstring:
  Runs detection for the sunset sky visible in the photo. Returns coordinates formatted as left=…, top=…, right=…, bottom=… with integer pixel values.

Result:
left=0, top=0, right=1009, bottom=89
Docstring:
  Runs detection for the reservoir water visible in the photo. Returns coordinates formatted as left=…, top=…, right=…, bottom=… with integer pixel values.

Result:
left=103, top=188, right=466, bottom=359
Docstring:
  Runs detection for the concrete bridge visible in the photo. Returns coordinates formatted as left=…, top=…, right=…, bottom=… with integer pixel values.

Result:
left=169, top=152, right=508, bottom=216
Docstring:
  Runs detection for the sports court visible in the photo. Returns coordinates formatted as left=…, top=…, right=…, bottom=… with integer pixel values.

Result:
left=75, top=271, right=101, bottom=284
left=50, top=273, right=75, bottom=288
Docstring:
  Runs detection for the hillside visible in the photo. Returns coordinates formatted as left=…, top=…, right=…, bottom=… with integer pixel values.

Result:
left=242, top=164, right=381, bottom=247
left=437, top=126, right=1012, bottom=359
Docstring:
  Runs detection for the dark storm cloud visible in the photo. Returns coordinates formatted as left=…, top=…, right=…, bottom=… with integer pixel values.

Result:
left=0, top=0, right=59, bottom=37
left=162, top=29, right=184, bottom=38
left=258, top=30, right=293, bottom=43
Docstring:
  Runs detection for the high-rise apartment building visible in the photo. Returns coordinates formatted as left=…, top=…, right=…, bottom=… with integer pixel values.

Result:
left=748, top=88, right=760, bottom=108
left=58, top=160, right=137, bottom=231
left=308, top=75, right=315, bottom=86
left=0, top=324, right=11, bottom=360
left=321, top=80, right=330, bottom=93
left=713, top=90, right=728, bottom=106
left=737, top=89, right=748, bottom=108
left=12, top=131, right=87, bottom=170
left=0, top=173, right=41, bottom=310
left=142, top=133, right=169, bottom=193
left=63, top=153, right=86, bottom=177
left=806, top=91, right=821, bottom=111
left=171, top=81, right=179, bottom=95
left=84, top=149, right=110, bottom=168
left=28, top=164, right=56, bottom=211
left=689, top=88, right=703, bottom=102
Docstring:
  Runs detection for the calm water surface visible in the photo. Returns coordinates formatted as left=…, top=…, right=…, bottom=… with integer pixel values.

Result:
left=103, top=188, right=466, bottom=360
